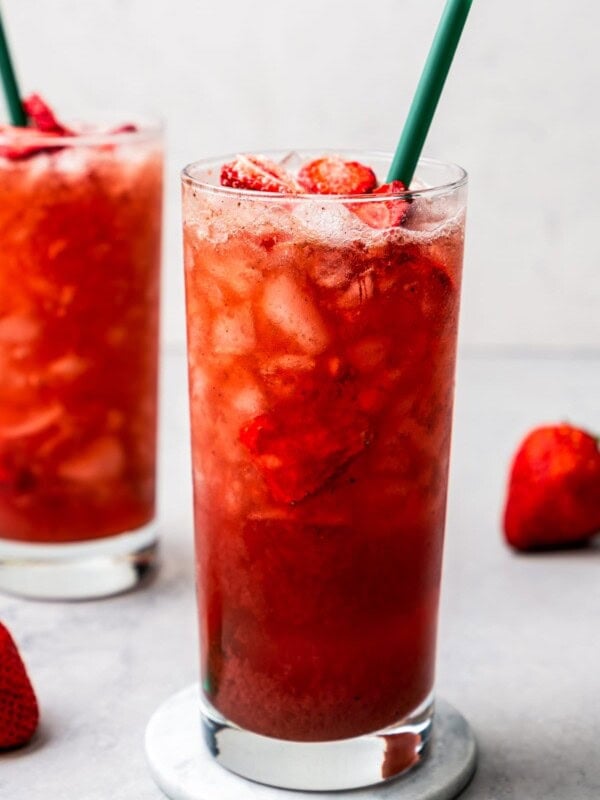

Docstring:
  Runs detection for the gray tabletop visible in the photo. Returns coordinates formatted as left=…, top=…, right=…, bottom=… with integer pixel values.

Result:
left=1, top=349, right=599, bottom=800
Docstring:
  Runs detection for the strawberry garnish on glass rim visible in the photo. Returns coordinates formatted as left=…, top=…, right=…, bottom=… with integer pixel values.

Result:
left=349, top=181, right=411, bottom=229
left=0, top=126, right=63, bottom=160
left=0, top=621, right=39, bottom=750
left=0, top=94, right=70, bottom=160
left=0, top=94, right=138, bottom=160
left=221, top=154, right=300, bottom=194
left=297, top=156, right=409, bottom=229
left=22, top=93, right=73, bottom=135
left=219, top=151, right=410, bottom=229
left=297, top=155, right=377, bottom=195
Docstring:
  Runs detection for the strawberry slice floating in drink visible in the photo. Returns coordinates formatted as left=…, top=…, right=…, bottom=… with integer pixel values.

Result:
left=240, top=383, right=372, bottom=504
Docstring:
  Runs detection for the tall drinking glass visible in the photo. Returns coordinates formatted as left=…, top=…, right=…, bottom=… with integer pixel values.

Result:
left=182, top=152, right=466, bottom=790
left=0, top=119, right=163, bottom=600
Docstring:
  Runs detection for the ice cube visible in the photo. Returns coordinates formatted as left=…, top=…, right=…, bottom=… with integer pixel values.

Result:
left=259, top=354, right=316, bottom=399
left=262, top=274, right=329, bottom=354
left=337, top=272, right=375, bottom=310
left=53, top=146, right=94, bottom=177
left=293, top=199, right=358, bottom=243
left=278, top=151, right=303, bottom=172
left=106, top=409, right=125, bottom=431
left=0, top=315, right=39, bottom=344
left=224, top=479, right=244, bottom=515
left=203, top=246, right=262, bottom=297
left=58, top=436, right=125, bottom=483
left=106, top=326, right=127, bottom=346
left=261, top=354, right=316, bottom=374
left=212, top=306, right=255, bottom=354
left=0, top=404, right=62, bottom=440
left=47, top=238, right=68, bottom=260
left=347, top=336, right=389, bottom=372
left=248, top=507, right=295, bottom=521
left=47, top=354, right=89, bottom=380
left=305, top=247, right=353, bottom=290
left=232, top=385, right=265, bottom=416
left=189, top=366, right=209, bottom=401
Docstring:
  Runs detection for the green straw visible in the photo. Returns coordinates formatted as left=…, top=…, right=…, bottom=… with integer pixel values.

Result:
left=0, top=7, right=26, bottom=126
left=388, top=0, right=473, bottom=186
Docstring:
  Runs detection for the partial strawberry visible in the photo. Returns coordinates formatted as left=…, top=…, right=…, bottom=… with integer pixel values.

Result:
left=349, top=181, right=411, bottom=229
left=0, top=622, right=39, bottom=750
left=504, top=424, right=600, bottom=551
left=297, top=155, right=377, bottom=195
left=220, top=154, right=299, bottom=193
left=109, top=124, right=138, bottom=135
left=22, top=93, right=73, bottom=135
left=240, top=383, right=371, bottom=504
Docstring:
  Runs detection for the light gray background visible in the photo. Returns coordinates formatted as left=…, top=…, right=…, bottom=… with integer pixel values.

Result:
left=2, top=0, right=599, bottom=351
left=2, top=3, right=600, bottom=799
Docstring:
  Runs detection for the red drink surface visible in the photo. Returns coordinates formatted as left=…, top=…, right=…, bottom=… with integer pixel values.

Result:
left=0, top=132, right=162, bottom=543
left=183, top=156, right=466, bottom=742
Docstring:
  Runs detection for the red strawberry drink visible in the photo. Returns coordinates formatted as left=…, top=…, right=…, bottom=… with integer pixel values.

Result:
left=183, top=152, right=466, bottom=780
left=0, top=98, right=162, bottom=598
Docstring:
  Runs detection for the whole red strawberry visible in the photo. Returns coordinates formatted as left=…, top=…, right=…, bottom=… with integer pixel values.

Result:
left=504, top=424, right=600, bottom=551
left=0, top=622, right=39, bottom=750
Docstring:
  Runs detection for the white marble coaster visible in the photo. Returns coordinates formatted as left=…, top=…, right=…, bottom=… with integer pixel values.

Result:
left=145, top=685, right=477, bottom=800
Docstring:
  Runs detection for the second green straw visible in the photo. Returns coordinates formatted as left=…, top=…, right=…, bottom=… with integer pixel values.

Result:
left=0, top=8, right=26, bottom=126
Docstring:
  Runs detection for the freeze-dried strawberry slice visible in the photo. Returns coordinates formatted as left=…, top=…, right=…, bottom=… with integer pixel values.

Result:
left=0, top=126, right=64, bottom=160
left=221, top=154, right=299, bottom=193
left=297, top=155, right=377, bottom=195
left=350, top=181, right=411, bottom=228
left=22, top=93, right=72, bottom=135
left=240, top=387, right=371, bottom=503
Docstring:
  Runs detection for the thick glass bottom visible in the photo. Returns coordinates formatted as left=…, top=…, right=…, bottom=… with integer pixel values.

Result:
left=0, top=521, right=158, bottom=600
left=200, top=691, right=434, bottom=791
left=146, top=685, right=477, bottom=799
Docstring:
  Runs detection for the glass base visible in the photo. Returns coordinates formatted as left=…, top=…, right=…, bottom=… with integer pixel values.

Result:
left=200, top=692, right=433, bottom=791
left=145, top=684, right=477, bottom=799
left=0, top=521, right=158, bottom=600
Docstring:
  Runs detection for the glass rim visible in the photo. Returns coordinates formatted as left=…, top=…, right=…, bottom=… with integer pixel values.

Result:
left=181, top=151, right=468, bottom=202
left=0, top=114, right=163, bottom=149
